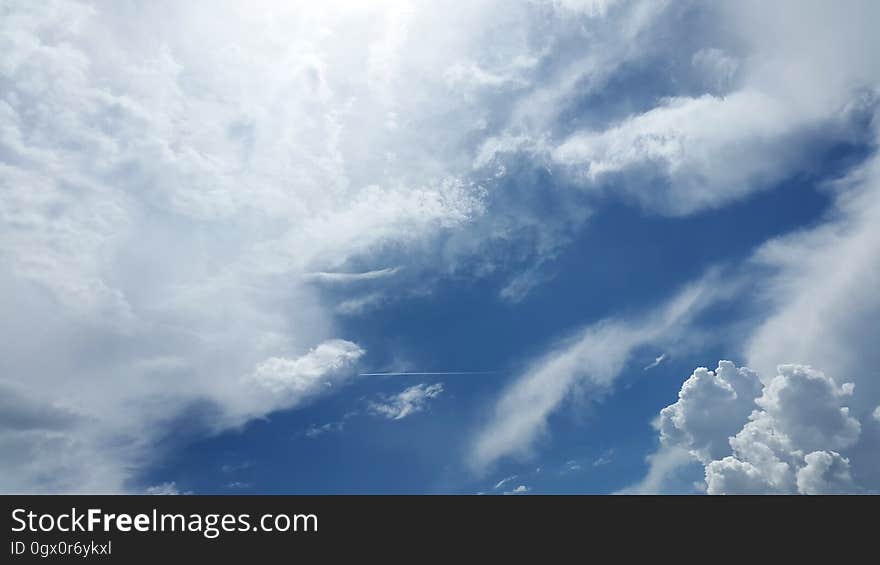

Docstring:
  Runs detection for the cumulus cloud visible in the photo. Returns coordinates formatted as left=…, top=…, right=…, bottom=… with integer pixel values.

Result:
left=648, top=361, right=870, bottom=494
left=246, top=340, right=364, bottom=415
left=795, top=451, right=856, bottom=495
left=368, top=383, right=445, bottom=420
left=705, top=366, right=860, bottom=494
left=659, top=361, right=763, bottom=464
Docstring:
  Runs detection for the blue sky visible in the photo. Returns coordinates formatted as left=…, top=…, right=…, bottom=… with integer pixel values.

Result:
left=2, top=0, right=880, bottom=495
left=141, top=135, right=867, bottom=495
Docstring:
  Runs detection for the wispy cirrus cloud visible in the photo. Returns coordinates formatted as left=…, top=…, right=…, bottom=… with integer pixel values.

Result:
left=469, top=270, right=733, bottom=472
left=368, top=383, right=445, bottom=421
left=643, top=354, right=667, bottom=371
left=304, top=268, right=402, bottom=284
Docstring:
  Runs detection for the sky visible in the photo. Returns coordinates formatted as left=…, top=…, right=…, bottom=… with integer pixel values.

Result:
left=1, top=0, right=879, bottom=495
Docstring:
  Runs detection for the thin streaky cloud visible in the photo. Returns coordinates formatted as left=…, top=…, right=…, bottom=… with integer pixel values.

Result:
left=493, top=475, right=518, bottom=490
left=304, top=267, right=401, bottom=284
left=643, top=353, right=668, bottom=371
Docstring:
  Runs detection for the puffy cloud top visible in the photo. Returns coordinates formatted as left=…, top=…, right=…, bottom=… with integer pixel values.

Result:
left=658, top=362, right=869, bottom=494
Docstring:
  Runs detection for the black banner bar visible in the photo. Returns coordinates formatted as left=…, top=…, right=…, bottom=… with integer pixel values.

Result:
left=1, top=495, right=874, bottom=561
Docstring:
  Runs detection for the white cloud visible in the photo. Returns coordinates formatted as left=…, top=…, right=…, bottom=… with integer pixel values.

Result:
left=704, top=364, right=861, bottom=494
left=592, top=449, right=614, bottom=467
left=658, top=361, right=763, bottom=464
left=250, top=341, right=364, bottom=392
left=305, top=421, right=345, bottom=439
left=795, top=451, right=855, bottom=495
left=548, top=0, right=879, bottom=215
left=368, top=383, right=445, bottom=420
left=145, top=482, right=187, bottom=495
left=335, top=293, right=388, bottom=317
left=303, top=268, right=401, bottom=284
left=643, top=361, right=870, bottom=494
left=737, top=115, right=880, bottom=494
left=493, top=475, right=518, bottom=490
left=469, top=271, right=729, bottom=471
left=752, top=366, right=859, bottom=452
left=245, top=340, right=364, bottom=417
left=643, top=353, right=667, bottom=371
left=552, top=90, right=825, bottom=214
left=506, top=485, right=531, bottom=495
